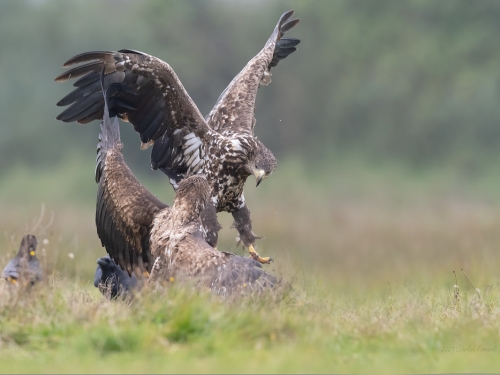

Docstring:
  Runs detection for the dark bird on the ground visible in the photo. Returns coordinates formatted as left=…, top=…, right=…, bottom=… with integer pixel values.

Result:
left=55, top=10, right=300, bottom=264
left=94, top=255, right=139, bottom=299
left=2, top=234, right=43, bottom=285
left=92, top=73, right=276, bottom=292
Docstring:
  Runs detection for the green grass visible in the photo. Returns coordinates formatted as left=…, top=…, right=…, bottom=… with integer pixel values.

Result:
left=2, top=159, right=500, bottom=373
left=0, top=273, right=499, bottom=374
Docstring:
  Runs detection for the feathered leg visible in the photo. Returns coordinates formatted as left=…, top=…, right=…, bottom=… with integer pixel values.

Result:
left=231, top=205, right=272, bottom=264
left=200, top=202, right=222, bottom=248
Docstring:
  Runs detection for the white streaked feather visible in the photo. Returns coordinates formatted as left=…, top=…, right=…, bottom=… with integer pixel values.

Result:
left=169, top=178, right=178, bottom=189
left=184, top=140, right=201, bottom=155
left=190, top=154, right=201, bottom=168
left=172, top=152, right=183, bottom=164
left=140, top=140, right=154, bottom=150
left=183, top=136, right=199, bottom=147
left=191, top=164, right=200, bottom=173
left=186, top=150, right=198, bottom=166
left=230, top=139, right=243, bottom=152
left=183, top=133, right=195, bottom=141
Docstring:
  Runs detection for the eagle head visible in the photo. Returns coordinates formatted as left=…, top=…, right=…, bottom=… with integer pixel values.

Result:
left=248, top=141, right=277, bottom=187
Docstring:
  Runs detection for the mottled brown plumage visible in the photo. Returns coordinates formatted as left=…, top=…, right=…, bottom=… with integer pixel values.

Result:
left=95, top=77, right=276, bottom=291
left=55, top=10, right=300, bottom=258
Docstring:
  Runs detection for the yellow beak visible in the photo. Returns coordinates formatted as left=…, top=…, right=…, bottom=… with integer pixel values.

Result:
left=254, top=170, right=265, bottom=187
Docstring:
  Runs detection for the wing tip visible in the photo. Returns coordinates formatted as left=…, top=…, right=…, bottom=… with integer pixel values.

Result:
left=269, top=10, right=299, bottom=45
left=279, top=10, right=295, bottom=25
left=54, top=73, right=68, bottom=83
left=61, top=51, right=113, bottom=68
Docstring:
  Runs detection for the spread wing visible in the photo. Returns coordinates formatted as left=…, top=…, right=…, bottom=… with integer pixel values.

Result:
left=206, top=10, right=300, bottom=134
left=96, top=78, right=168, bottom=277
left=55, top=50, right=211, bottom=186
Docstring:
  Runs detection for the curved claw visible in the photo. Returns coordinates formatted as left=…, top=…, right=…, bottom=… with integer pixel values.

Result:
left=248, top=245, right=273, bottom=265
left=257, top=256, right=273, bottom=265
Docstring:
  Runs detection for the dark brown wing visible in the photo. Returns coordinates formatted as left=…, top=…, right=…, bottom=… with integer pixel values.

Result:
left=206, top=10, right=300, bottom=134
left=56, top=50, right=211, bottom=185
left=96, top=84, right=168, bottom=277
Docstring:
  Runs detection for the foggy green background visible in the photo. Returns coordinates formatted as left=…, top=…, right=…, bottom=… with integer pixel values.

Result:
left=3, top=2, right=500, bottom=373
left=1, top=0, right=500, bottom=285
left=3, top=0, right=500, bottom=178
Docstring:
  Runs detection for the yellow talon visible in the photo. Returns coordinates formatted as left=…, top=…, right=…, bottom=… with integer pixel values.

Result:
left=248, top=245, right=273, bottom=264
left=29, top=251, right=35, bottom=256
left=143, top=271, right=150, bottom=277
left=169, top=277, right=175, bottom=283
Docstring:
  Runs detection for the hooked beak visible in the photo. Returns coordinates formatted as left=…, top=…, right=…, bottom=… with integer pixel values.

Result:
left=254, top=170, right=265, bottom=187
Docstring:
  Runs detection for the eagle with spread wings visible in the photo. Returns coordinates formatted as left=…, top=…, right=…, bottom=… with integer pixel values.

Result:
left=55, top=10, right=300, bottom=264
left=94, top=76, right=276, bottom=292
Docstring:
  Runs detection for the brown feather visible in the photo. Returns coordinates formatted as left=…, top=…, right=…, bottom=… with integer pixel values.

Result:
left=97, top=148, right=167, bottom=275
left=58, top=11, right=300, bottom=255
left=206, top=10, right=299, bottom=133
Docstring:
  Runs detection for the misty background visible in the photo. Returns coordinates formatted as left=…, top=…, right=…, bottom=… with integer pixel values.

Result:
left=1, top=0, right=500, bottom=285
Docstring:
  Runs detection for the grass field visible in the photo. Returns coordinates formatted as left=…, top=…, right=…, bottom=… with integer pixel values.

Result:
left=1, top=158, right=500, bottom=373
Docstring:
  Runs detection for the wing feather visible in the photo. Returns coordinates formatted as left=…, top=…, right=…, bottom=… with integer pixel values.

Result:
left=95, top=77, right=168, bottom=276
left=56, top=50, right=212, bottom=187
left=96, top=148, right=168, bottom=276
left=206, top=10, right=300, bottom=133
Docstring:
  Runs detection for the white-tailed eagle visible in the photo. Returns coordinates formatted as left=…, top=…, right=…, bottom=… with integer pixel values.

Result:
left=55, top=10, right=300, bottom=264
left=95, top=76, right=276, bottom=292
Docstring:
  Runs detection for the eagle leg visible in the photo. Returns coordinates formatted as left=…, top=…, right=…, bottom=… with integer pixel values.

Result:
left=248, top=245, right=273, bottom=265
left=231, top=205, right=273, bottom=264
left=200, top=202, right=222, bottom=248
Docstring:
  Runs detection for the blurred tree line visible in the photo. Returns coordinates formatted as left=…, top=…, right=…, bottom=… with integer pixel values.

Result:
left=1, top=0, right=500, bottom=178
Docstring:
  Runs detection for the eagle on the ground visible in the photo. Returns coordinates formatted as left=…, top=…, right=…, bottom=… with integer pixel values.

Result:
left=54, top=10, right=300, bottom=264
left=95, top=74, right=277, bottom=292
